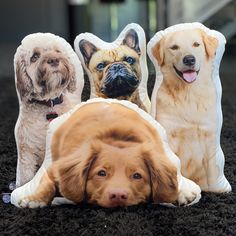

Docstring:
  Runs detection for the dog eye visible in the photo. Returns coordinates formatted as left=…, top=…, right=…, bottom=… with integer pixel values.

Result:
left=96, top=62, right=106, bottom=71
left=170, top=45, right=179, bottom=50
left=132, top=173, right=142, bottom=180
left=193, top=42, right=200, bottom=47
left=97, top=170, right=106, bottom=177
left=30, top=53, right=40, bottom=62
left=124, top=56, right=135, bottom=65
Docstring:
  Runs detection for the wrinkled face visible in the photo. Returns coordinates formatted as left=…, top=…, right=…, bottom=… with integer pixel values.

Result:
left=25, top=46, right=74, bottom=100
left=86, top=145, right=151, bottom=208
left=78, top=29, right=141, bottom=99
left=153, top=29, right=218, bottom=84
left=88, top=46, right=141, bottom=98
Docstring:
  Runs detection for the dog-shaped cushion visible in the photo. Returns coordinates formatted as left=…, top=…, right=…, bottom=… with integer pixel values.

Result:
left=74, top=23, right=150, bottom=112
left=14, top=33, right=84, bottom=187
left=11, top=98, right=201, bottom=208
left=147, top=22, right=231, bottom=192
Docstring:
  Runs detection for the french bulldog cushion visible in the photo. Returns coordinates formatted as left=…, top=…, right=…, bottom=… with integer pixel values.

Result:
left=147, top=22, right=231, bottom=192
left=11, top=98, right=201, bottom=208
left=74, top=23, right=150, bottom=112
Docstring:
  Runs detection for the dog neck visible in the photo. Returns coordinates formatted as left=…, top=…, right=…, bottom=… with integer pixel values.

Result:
left=28, top=94, right=63, bottom=108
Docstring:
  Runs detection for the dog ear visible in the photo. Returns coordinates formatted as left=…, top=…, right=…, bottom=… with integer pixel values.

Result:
left=15, top=56, right=33, bottom=101
left=79, top=39, right=98, bottom=66
left=152, top=39, right=165, bottom=66
left=55, top=143, right=99, bottom=203
left=199, top=29, right=218, bottom=59
left=142, top=147, right=178, bottom=203
left=122, top=29, right=141, bottom=54
left=67, top=63, right=77, bottom=93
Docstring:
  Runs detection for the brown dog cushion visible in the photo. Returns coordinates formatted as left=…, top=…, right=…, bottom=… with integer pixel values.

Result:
left=11, top=98, right=201, bottom=208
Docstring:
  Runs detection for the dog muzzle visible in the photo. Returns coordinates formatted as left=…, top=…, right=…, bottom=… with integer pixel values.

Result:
left=101, top=63, right=140, bottom=98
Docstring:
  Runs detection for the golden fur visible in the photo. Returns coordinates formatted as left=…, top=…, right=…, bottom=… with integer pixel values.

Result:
left=151, top=29, right=220, bottom=190
left=20, top=102, right=179, bottom=208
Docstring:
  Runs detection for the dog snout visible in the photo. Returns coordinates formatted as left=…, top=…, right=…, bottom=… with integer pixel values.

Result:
left=183, top=55, right=196, bottom=66
left=47, top=58, right=59, bottom=67
left=110, top=63, right=123, bottom=72
left=108, top=189, right=128, bottom=205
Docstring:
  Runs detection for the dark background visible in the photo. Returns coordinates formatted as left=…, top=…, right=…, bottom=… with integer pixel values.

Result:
left=0, top=0, right=235, bottom=235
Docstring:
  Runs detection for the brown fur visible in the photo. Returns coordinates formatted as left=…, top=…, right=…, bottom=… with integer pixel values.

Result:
left=21, top=102, right=178, bottom=208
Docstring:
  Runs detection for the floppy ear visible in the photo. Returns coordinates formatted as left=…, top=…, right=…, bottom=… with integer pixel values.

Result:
left=66, top=63, right=77, bottom=93
left=15, top=56, right=33, bottom=101
left=142, top=148, right=178, bottom=203
left=152, top=39, right=165, bottom=66
left=199, top=29, right=218, bottom=59
left=55, top=143, right=99, bottom=203
left=122, top=29, right=141, bottom=54
left=79, top=39, right=98, bottom=66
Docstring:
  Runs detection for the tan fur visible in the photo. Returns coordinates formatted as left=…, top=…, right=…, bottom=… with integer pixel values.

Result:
left=21, top=102, right=178, bottom=208
left=90, top=46, right=147, bottom=111
left=152, top=29, right=219, bottom=190
left=80, top=40, right=147, bottom=111
left=15, top=35, right=79, bottom=187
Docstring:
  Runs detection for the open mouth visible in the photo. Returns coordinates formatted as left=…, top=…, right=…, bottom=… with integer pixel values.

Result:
left=173, top=65, right=199, bottom=83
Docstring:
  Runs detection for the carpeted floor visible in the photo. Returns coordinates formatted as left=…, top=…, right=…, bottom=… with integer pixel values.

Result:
left=0, top=64, right=235, bottom=235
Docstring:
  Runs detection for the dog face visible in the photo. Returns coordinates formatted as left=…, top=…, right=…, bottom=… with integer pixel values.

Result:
left=79, top=29, right=141, bottom=98
left=15, top=35, right=76, bottom=101
left=85, top=142, right=151, bottom=207
left=55, top=140, right=178, bottom=208
left=152, top=29, right=218, bottom=83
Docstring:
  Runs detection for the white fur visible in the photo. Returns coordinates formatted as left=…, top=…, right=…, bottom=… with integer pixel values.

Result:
left=14, top=33, right=84, bottom=187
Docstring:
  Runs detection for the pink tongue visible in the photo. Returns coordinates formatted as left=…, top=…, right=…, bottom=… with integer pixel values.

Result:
left=182, top=71, right=197, bottom=83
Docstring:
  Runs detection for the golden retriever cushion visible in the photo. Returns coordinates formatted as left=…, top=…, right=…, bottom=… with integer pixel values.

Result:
left=74, top=23, right=150, bottom=112
left=147, top=22, right=231, bottom=192
left=11, top=98, right=201, bottom=208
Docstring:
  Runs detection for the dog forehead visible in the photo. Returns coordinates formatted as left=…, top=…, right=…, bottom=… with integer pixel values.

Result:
left=94, top=46, right=138, bottom=60
left=22, top=38, right=64, bottom=55
left=95, top=147, right=146, bottom=170
left=165, top=29, right=202, bottom=46
left=100, top=144, right=145, bottom=161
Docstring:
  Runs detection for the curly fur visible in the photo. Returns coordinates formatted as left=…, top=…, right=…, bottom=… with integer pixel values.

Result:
left=14, top=33, right=83, bottom=187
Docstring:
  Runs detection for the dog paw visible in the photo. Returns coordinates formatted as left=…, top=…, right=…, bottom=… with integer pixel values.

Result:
left=175, top=177, right=201, bottom=206
left=19, top=198, right=47, bottom=208
left=176, top=189, right=198, bottom=206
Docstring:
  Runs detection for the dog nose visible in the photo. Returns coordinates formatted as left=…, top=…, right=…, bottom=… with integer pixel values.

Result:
left=110, top=63, right=123, bottom=72
left=47, top=58, right=59, bottom=67
left=40, top=80, right=46, bottom=87
left=109, top=190, right=128, bottom=203
left=183, top=55, right=196, bottom=66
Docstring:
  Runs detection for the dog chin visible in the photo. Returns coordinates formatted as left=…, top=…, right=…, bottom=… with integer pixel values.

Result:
left=101, top=86, right=137, bottom=98
left=173, top=65, right=199, bottom=83
left=94, top=200, right=130, bottom=208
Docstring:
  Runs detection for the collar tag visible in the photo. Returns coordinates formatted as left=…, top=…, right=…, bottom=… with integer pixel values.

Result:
left=46, top=112, right=58, bottom=122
